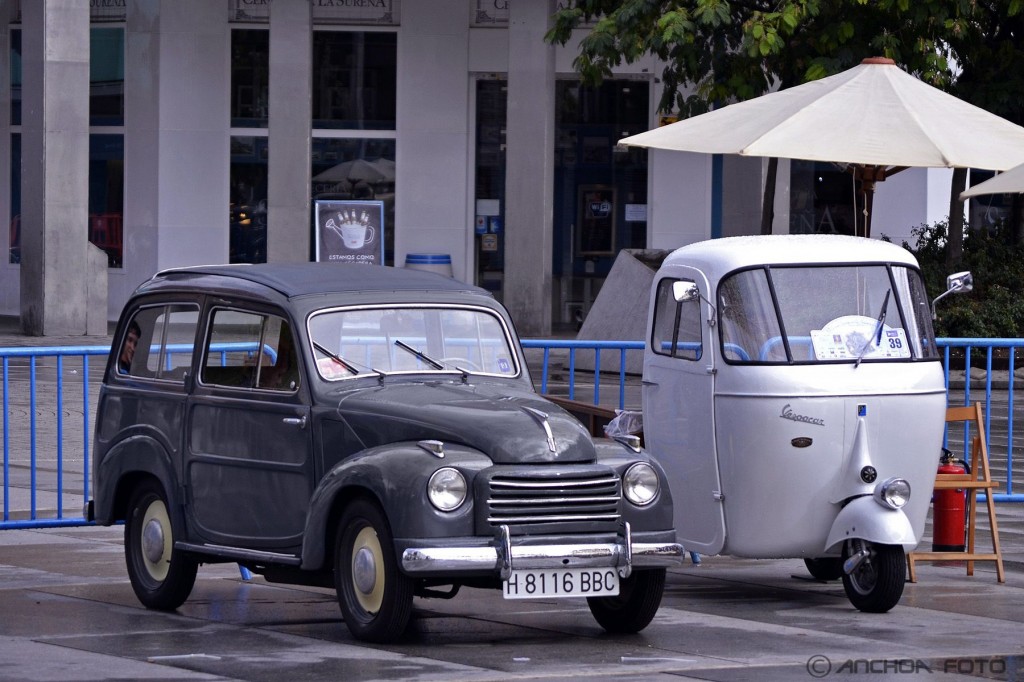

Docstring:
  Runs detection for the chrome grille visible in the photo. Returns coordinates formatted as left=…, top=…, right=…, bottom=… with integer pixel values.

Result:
left=487, top=473, right=621, bottom=526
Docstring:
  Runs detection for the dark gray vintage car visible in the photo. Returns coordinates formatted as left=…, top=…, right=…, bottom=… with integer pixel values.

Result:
left=88, top=263, right=682, bottom=642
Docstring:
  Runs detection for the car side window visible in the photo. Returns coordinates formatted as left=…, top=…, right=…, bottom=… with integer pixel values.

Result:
left=202, top=309, right=299, bottom=392
left=650, top=278, right=702, bottom=361
left=118, top=304, right=199, bottom=381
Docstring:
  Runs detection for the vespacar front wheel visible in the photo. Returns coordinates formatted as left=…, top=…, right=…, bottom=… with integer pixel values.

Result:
left=334, top=499, right=414, bottom=643
left=124, top=480, right=198, bottom=610
left=587, top=568, right=666, bottom=633
left=841, top=540, right=906, bottom=613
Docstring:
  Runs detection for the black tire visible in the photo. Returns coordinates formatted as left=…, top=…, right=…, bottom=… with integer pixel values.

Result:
left=587, top=568, right=666, bottom=634
left=841, top=541, right=906, bottom=613
left=804, top=557, right=844, bottom=581
left=335, top=499, right=414, bottom=643
left=124, top=480, right=198, bottom=610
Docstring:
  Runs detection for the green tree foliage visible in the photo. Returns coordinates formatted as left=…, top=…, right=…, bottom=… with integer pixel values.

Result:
left=908, top=219, right=1024, bottom=338
left=546, top=0, right=967, bottom=117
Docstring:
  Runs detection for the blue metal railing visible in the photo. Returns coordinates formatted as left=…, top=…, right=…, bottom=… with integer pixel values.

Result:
left=2, top=337, right=1022, bottom=529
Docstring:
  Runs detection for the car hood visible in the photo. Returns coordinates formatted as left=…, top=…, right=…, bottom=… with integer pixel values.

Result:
left=334, top=381, right=597, bottom=464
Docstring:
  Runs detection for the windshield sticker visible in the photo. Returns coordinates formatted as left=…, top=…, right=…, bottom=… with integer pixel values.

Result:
left=810, top=327, right=911, bottom=360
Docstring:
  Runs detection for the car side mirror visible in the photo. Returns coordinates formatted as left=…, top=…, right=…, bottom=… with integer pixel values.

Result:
left=672, top=280, right=700, bottom=303
left=946, top=271, right=973, bottom=294
left=930, top=270, right=973, bottom=319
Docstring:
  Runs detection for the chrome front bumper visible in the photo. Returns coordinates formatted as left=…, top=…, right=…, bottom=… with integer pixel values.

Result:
left=401, top=523, right=684, bottom=580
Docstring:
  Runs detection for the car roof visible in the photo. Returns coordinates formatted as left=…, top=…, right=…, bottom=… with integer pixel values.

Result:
left=140, top=263, right=490, bottom=299
left=660, top=235, right=919, bottom=281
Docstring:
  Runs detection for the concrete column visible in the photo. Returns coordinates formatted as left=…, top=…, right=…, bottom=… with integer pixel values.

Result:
left=19, top=0, right=91, bottom=335
left=267, top=0, right=312, bottom=262
left=122, top=0, right=161, bottom=309
left=393, top=0, right=470, bottom=278
left=503, top=0, right=555, bottom=336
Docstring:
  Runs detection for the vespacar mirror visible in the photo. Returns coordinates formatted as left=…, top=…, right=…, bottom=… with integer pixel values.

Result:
left=672, top=280, right=700, bottom=303
left=930, top=270, right=973, bottom=319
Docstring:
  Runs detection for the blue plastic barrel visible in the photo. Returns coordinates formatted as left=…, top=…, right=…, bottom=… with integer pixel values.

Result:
left=404, top=253, right=453, bottom=277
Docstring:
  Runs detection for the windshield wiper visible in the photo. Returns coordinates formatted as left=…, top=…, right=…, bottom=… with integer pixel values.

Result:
left=393, top=340, right=445, bottom=370
left=855, top=289, right=891, bottom=368
left=311, top=341, right=360, bottom=375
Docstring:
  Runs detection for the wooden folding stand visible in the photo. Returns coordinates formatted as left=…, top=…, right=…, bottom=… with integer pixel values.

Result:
left=907, top=403, right=1005, bottom=583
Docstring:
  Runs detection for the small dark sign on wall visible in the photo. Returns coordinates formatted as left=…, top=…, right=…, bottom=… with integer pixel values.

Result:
left=315, top=200, right=385, bottom=265
left=578, top=185, right=616, bottom=255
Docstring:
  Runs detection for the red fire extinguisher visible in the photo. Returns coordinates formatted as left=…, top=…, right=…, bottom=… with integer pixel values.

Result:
left=933, top=449, right=968, bottom=552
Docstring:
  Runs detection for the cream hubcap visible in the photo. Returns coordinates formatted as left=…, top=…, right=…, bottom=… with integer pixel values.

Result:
left=140, top=499, right=171, bottom=581
left=351, top=526, right=385, bottom=614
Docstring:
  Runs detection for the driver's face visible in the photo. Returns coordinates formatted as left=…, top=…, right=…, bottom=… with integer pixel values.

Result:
left=121, top=330, right=138, bottom=365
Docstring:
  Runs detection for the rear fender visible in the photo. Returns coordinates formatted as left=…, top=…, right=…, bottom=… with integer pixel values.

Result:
left=93, top=434, right=178, bottom=526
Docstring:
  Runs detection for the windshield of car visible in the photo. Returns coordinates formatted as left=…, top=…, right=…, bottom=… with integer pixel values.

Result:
left=307, top=304, right=519, bottom=380
left=718, top=264, right=938, bottom=364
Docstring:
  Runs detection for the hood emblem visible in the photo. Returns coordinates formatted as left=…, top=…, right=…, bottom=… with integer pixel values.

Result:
left=521, top=406, right=557, bottom=453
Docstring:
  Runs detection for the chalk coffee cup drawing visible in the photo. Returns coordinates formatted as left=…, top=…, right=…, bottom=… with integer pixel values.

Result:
left=326, top=218, right=375, bottom=250
left=340, top=222, right=375, bottom=249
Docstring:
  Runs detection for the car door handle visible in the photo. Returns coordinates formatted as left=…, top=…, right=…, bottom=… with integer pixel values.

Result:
left=641, top=379, right=659, bottom=386
left=283, top=415, right=307, bottom=429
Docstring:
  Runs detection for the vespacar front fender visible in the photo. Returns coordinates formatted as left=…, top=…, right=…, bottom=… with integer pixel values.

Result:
left=824, top=495, right=917, bottom=553
left=301, top=443, right=491, bottom=571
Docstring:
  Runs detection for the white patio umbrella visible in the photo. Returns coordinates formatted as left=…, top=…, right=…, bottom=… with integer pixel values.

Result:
left=960, top=160, right=1024, bottom=199
left=620, top=57, right=1024, bottom=236
left=313, top=158, right=393, bottom=184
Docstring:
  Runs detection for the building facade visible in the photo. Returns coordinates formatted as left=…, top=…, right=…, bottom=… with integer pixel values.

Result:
left=2, top=0, right=963, bottom=335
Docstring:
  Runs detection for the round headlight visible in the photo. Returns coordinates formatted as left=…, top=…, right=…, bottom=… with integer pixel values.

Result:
left=427, top=467, right=467, bottom=512
left=623, top=462, right=660, bottom=507
left=874, top=477, right=911, bottom=510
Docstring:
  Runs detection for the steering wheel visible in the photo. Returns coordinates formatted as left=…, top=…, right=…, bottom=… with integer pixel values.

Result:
left=438, top=357, right=482, bottom=372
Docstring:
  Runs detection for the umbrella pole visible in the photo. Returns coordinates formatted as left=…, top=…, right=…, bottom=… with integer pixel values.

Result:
left=854, top=166, right=907, bottom=238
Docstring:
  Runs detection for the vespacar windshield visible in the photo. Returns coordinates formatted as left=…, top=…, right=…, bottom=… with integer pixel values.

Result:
left=717, top=264, right=938, bottom=364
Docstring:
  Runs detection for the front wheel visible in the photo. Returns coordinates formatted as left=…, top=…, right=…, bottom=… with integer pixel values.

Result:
left=124, top=480, right=198, bottom=610
left=841, top=540, right=906, bottom=613
left=335, top=499, right=414, bottom=643
left=587, top=568, right=666, bottom=634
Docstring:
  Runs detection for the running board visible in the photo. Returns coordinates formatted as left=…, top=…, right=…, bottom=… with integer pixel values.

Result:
left=175, top=541, right=302, bottom=566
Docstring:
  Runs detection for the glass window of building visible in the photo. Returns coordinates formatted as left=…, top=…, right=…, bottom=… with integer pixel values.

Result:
left=312, top=31, right=396, bottom=130
left=89, top=134, right=124, bottom=268
left=473, top=79, right=507, bottom=298
left=789, top=160, right=859, bottom=235
left=229, top=29, right=397, bottom=265
left=8, top=133, right=19, bottom=265
left=555, top=79, right=649, bottom=327
left=231, top=29, right=269, bottom=128
left=312, top=138, right=396, bottom=264
left=230, top=136, right=269, bottom=264
left=9, top=28, right=20, bottom=125
left=90, top=27, right=124, bottom=126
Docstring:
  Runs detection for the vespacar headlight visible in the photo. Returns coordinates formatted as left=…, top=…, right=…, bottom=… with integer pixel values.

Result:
left=427, top=467, right=467, bottom=512
left=623, top=462, right=660, bottom=507
left=873, top=477, right=911, bottom=510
